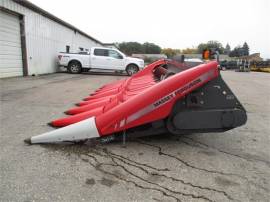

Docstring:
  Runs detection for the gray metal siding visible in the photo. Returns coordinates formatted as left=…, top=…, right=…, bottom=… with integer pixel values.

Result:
left=0, top=0, right=102, bottom=76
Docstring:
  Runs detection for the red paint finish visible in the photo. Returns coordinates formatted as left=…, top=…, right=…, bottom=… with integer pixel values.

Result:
left=49, top=60, right=219, bottom=133
left=95, top=61, right=218, bottom=136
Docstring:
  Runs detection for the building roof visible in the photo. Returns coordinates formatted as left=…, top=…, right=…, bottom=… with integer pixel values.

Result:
left=103, top=43, right=116, bottom=46
left=13, top=0, right=103, bottom=45
left=238, top=53, right=263, bottom=61
left=103, top=43, right=118, bottom=49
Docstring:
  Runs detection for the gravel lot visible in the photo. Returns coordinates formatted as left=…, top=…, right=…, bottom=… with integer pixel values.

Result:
left=1, top=71, right=270, bottom=202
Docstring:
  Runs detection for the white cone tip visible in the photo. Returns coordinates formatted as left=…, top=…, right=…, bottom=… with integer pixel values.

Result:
left=24, top=117, right=100, bottom=144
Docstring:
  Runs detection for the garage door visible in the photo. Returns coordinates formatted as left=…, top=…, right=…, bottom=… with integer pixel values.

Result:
left=0, top=10, right=23, bottom=78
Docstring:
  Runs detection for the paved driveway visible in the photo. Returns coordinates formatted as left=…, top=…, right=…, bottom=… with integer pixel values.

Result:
left=1, top=71, right=269, bottom=201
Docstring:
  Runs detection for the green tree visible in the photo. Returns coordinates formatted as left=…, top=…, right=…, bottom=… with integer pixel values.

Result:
left=181, top=48, right=198, bottom=54
left=198, top=41, right=224, bottom=54
left=142, top=42, right=162, bottom=54
left=229, top=45, right=245, bottom=57
left=224, top=43, right=231, bottom=55
left=242, top=42, right=249, bottom=56
left=161, top=48, right=181, bottom=58
left=118, top=42, right=143, bottom=55
left=197, top=43, right=208, bottom=53
left=117, top=42, right=161, bottom=55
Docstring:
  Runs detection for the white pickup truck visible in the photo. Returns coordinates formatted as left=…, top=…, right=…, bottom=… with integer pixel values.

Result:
left=58, top=47, right=144, bottom=75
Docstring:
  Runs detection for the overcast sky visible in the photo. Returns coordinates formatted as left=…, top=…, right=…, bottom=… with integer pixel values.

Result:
left=30, top=0, right=270, bottom=58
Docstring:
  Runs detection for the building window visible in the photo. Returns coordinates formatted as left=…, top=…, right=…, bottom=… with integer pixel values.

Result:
left=79, top=47, right=84, bottom=51
left=66, top=45, right=70, bottom=53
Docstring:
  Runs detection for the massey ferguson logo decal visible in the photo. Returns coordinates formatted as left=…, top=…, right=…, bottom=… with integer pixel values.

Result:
left=125, top=72, right=212, bottom=126
left=153, top=93, right=174, bottom=107
left=153, top=78, right=202, bottom=109
left=175, top=78, right=201, bottom=96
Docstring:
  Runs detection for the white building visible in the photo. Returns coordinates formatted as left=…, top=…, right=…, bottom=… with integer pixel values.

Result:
left=0, top=0, right=103, bottom=78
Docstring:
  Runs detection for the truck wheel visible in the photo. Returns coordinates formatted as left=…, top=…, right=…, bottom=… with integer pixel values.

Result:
left=126, top=64, right=139, bottom=76
left=68, top=61, right=82, bottom=74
